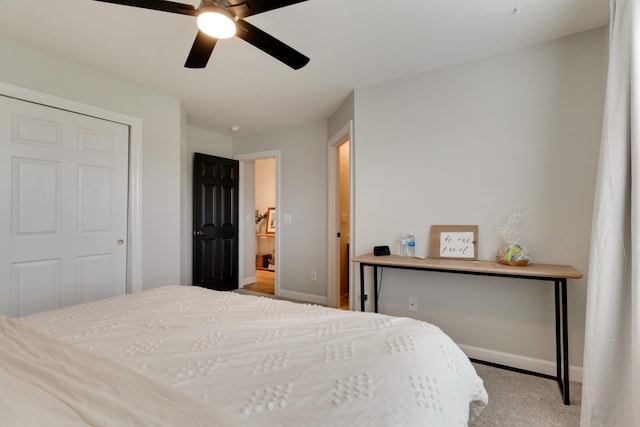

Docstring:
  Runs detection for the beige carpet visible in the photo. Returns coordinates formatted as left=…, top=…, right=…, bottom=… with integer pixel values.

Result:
left=470, top=363, right=581, bottom=426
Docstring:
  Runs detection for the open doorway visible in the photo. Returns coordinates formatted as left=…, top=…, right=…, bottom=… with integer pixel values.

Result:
left=337, top=143, right=350, bottom=309
left=245, top=158, right=276, bottom=294
left=327, top=122, right=353, bottom=310
left=236, top=150, right=280, bottom=297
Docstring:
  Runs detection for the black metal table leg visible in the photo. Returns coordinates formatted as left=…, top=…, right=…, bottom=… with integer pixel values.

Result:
left=358, top=264, right=380, bottom=313
left=561, top=279, right=570, bottom=405
left=373, top=266, right=379, bottom=313
left=554, top=281, right=562, bottom=391
left=360, top=263, right=365, bottom=311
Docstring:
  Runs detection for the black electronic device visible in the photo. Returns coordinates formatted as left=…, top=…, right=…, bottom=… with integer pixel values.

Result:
left=373, top=245, right=391, bottom=256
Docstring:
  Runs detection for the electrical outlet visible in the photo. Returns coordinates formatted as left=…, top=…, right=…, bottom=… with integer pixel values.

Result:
left=408, top=297, right=418, bottom=312
left=311, top=270, right=317, bottom=280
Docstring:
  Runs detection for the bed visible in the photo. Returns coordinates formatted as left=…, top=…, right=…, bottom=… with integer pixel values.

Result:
left=4, top=285, right=487, bottom=426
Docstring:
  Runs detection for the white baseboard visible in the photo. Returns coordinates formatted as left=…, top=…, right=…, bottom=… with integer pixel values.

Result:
left=238, top=276, right=326, bottom=305
left=241, top=276, right=257, bottom=286
left=459, top=344, right=583, bottom=383
left=278, top=289, right=327, bottom=306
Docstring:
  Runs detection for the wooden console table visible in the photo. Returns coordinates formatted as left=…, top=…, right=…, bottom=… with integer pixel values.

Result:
left=352, top=253, right=582, bottom=405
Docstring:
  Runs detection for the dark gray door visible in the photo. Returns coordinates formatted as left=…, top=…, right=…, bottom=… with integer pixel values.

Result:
left=193, top=153, right=239, bottom=290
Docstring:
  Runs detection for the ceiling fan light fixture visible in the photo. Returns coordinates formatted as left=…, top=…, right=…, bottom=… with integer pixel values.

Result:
left=197, top=7, right=236, bottom=39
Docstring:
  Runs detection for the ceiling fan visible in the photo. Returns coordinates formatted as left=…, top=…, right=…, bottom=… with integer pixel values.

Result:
left=93, top=0, right=310, bottom=69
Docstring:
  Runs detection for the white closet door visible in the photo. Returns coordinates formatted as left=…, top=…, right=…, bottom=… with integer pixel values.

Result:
left=0, top=95, right=129, bottom=317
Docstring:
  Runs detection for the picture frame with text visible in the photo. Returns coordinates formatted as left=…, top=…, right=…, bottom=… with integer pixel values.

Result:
left=428, top=225, right=478, bottom=260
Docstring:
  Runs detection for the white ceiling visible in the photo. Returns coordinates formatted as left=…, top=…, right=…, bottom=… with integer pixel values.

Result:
left=0, top=0, right=608, bottom=136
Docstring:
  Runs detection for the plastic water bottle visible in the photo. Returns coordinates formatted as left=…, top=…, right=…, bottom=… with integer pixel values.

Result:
left=407, top=233, right=416, bottom=257
left=399, top=235, right=407, bottom=256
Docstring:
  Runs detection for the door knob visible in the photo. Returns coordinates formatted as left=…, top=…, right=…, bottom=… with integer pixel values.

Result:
left=194, top=230, right=206, bottom=236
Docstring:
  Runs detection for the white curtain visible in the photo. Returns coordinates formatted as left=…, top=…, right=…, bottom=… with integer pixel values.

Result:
left=581, top=0, right=640, bottom=426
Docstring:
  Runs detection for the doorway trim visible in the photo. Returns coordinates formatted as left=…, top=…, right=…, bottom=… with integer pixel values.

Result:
left=327, top=121, right=354, bottom=309
left=0, top=81, right=143, bottom=293
left=235, top=150, right=281, bottom=295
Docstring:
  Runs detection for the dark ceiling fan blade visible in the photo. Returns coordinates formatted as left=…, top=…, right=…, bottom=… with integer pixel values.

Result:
left=93, top=0, right=197, bottom=16
left=184, top=31, right=217, bottom=68
left=228, top=0, right=308, bottom=19
left=235, top=20, right=309, bottom=70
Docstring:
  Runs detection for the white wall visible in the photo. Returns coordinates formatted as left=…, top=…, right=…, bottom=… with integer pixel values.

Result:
left=328, top=91, right=354, bottom=138
left=1, top=25, right=609, bottom=375
left=255, top=158, right=276, bottom=218
left=353, top=27, right=608, bottom=374
left=233, top=121, right=328, bottom=299
left=180, top=124, right=233, bottom=285
left=0, top=36, right=185, bottom=290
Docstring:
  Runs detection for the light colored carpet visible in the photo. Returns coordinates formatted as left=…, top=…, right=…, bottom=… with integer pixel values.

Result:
left=470, top=363, right=581, bottom=427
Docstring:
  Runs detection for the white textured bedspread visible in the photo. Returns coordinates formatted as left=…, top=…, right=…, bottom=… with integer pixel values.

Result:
left=0, top=314, right=247, bottom=427
left=19, top=285, right=487, bottom=426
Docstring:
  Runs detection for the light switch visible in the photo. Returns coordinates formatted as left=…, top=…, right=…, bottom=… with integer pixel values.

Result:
left=284, top=214, right=292, bottom=223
